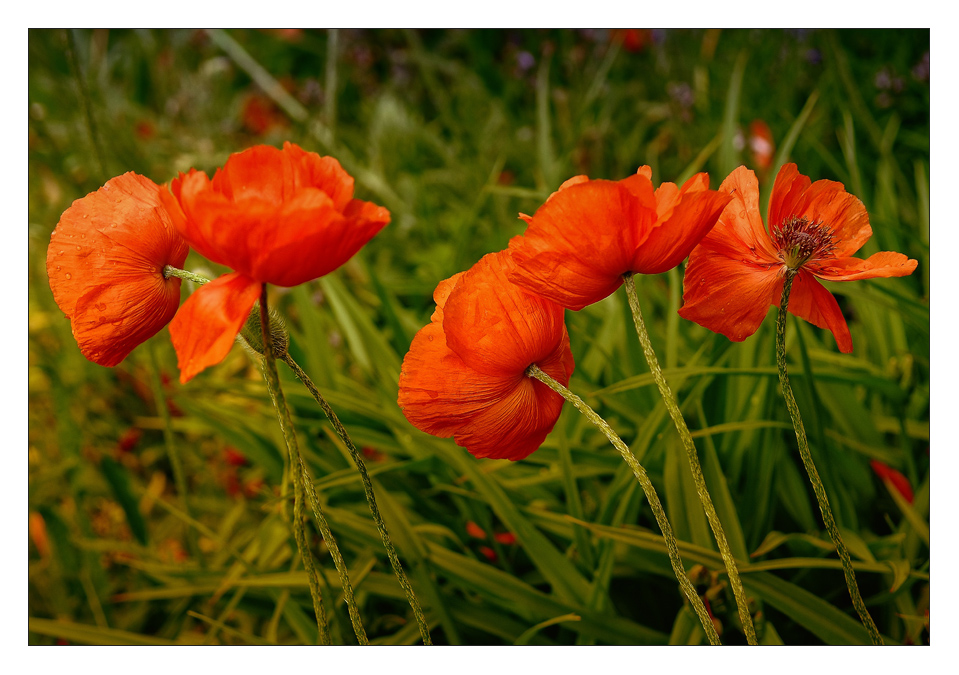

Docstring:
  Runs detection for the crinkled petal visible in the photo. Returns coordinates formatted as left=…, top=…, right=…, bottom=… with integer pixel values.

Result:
left=212, top=144, right=292, bottom=204
left=810, top=251, right=918, bottom=281
left=445, top=251, right=568, bottom=376
left=785, top=271, right=853, bottom=353
left=453, top=376, right=565, bottom=460
left=510, top=180, right=656, bottom=309
left=283, top=141, right=355, bottom=211
left=250, top=195, right=389, bottom=286
left=632, top=181, right=731, bottom=274
left=170, top=272, right=262, bottom=383
left=700, top=166, right=780, bottom=264
left=679, top=250, right=784, bottom=343
left=398, top=319, right=518, bottom=437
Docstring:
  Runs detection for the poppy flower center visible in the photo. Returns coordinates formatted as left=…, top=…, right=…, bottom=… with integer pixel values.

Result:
left=773, top=215, right=836, bottom=271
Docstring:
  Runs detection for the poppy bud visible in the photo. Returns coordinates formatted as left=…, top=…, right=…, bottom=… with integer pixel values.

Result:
left=239, top=304, right=289, bottom=360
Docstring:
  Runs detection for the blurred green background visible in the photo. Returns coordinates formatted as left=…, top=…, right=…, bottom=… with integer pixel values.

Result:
left=28, top=28, right=929, bottom=645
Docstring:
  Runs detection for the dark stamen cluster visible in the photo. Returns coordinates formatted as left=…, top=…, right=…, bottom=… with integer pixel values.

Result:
left=773, top=215, right=836, bottom=270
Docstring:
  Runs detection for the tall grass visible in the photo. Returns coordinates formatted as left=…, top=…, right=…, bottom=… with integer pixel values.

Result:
left=28, top=28, right=929, bottom=645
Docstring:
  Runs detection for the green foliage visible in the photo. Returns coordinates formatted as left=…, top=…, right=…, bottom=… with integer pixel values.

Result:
left=29, top=28, right=929, bottom=645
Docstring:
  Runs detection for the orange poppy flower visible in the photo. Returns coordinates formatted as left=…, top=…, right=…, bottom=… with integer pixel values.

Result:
left=678, top=164, right=918, bottom=353
left=159, top=142, right=390, bottom=382
left=46, top=172, right=189, bottom=367
left=398, top=250, right=574, bottom=461
left=508, top=167, right=731, bottom=310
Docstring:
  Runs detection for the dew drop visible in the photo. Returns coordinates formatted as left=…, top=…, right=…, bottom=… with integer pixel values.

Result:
left=739, top=210, right=746, bottom=218
left=111, top=222, right=117, bottom=228
left=65, top=273, right=72, bottom=279
left=80, top=234, right=86, bottom=239
left=83, top=214, right=88, bottom=219
left=427, top=335, right=434, bottom=342
left=55, top=265, right=61, bottom=271
left=76, top=245, right=81, bottom=250
left=112, top=320, right=123, bottom=327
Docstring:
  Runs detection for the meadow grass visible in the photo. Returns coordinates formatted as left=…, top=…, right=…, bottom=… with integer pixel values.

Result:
left=28, top=28, right=929, bottom=645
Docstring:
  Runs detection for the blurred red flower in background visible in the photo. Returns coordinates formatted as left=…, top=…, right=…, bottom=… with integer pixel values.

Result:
left=870, top=460, right=914, bottom=504
left=160, top=142, right=390, bottom=382
left=748, top=120, right=775, bottom=171
left=398, top=250, right=574, bottom=461
left=47, top=172, right=189, bottom=366
left=509, top=167, right=730, bottom=310
left=679, top=164, right=917, bottom=353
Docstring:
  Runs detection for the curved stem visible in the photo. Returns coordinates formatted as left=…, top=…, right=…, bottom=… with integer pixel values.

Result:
left=776, top=271, right=883, bottom=645
left=256, top=286, right=333, bottom=645
left=624, top=273, right=758, bottom=645
left=283, top=355, right=433, bottom=645
left=526, top=365, right=721, bottom=646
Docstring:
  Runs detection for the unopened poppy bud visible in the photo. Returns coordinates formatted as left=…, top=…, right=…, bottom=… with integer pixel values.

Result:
left=239, top=304, right=289, bottom=359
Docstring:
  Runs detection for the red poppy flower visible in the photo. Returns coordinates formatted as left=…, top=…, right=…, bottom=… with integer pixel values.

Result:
left=678, top=164, right=918, bottom=353
left=398, top=250, right=574, bottom=461
left=508, top=167, right=731, bottom=311
left=46, top=172, right=189, bottom=367
left=160, top=142, right=390, bottom=382
left=870, top=460, right=914, bottom=504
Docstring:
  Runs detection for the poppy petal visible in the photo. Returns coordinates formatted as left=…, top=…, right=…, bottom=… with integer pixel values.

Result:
left=785, top=271, right=853, bottom=353
left=282, top=141, right=355, bottom=211
left=452, top=375, right=565, bottom=460
left=767, top=163, right=811, bottom=232
left=212, top=144, right=291, bottom=204
left=632, top=182, right=731, bottom=274
left=445, top=251, right=568, bottom=376
left=704, top=166, right=780, bottom=264
left=169, top=272, right=263, bottom=383
left=679, top=250, right=784, bottom=343
left=811, top=251, right=918, bottom=281
left=510, top=181, right=656, bottom=310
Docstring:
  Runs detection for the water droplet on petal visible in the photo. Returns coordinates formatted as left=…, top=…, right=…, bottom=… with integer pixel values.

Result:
left=427, top=335, right=434, bottom=342
left=76, top=245, right=81, bottom=250
left=739, top=210, right=746, bottom=218
left=65, top=273, right=71, bottom=279
left=111, top=222, right=117, bottom=228
left=55, top=265, right=61, bottom=271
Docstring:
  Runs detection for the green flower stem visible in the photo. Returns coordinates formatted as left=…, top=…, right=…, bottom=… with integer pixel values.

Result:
left=623, top=272, right=758, bottom=646
left=776, top=271, right=883, bottom=645
left=256, top=288, right=333, bottom=645
left=282, top=354, right=433, bottom=646
left=163, top=265, right=211, bottom=286
left=146, top=342, right=203, bottom=567
left=526, top=364, right=721, bottom=646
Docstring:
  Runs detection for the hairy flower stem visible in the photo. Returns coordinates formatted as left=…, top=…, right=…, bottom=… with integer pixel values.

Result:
left=146, top=343, right=203, bottom=567
left=256, top=288, right=333, bottom=645
left=526, top=365, right=721, bottom=645
left=163, top=265, right=211, bottom=286
left=282, top=355, right=433, bottom=645
left=623, top=273, right=758, bottom=646
left=776, top=271, right=883, bottom=645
